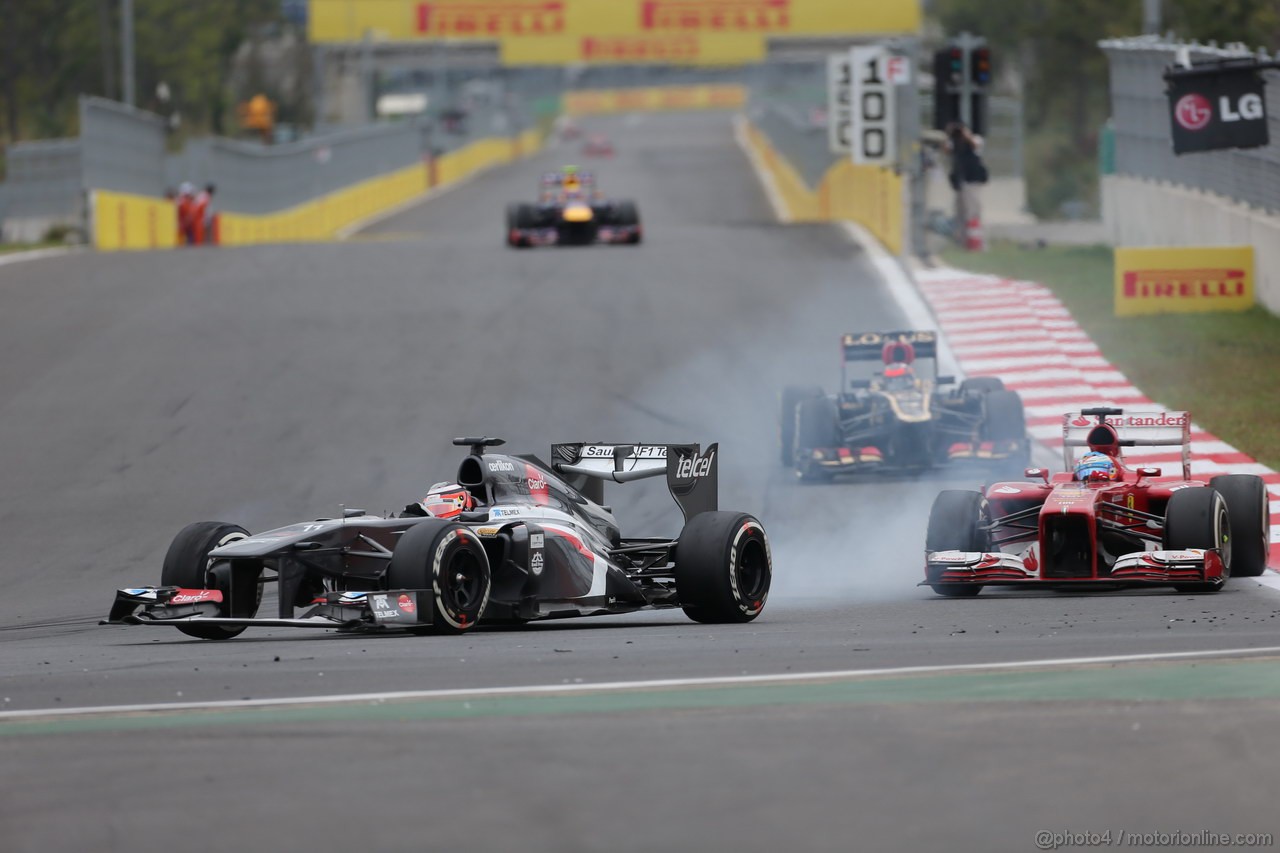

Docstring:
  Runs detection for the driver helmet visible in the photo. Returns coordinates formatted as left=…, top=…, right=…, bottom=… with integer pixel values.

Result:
left=416, top=482, right=476, bottom=519
left=883, top=362, right=913, bottom=379
left=1074, top=452, right=1118, bottom=482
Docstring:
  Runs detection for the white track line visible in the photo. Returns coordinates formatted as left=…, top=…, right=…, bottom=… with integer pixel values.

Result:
left=6, top=645, right=1280, bottom=721
left=0, top=246, right=83, bottom=267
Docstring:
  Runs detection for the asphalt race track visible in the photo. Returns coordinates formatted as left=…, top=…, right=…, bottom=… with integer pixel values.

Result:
left=3, top=113, right=1280, bottom=852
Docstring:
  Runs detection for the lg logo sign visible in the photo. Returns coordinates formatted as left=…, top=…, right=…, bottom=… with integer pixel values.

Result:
left=1166, top=65, right=1270, bottom=154
left=1175, top=92, right=1264, bottom=131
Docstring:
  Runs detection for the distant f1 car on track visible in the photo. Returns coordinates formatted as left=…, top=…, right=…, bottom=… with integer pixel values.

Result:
left=581, top=133, right=615, bottom=157
left=506, top=166, right=641, bottom=247
left=105, top=437, right=770, bottom=639
left=923, top=408, right=1271, bottom=596
left=780, top=330, right=1029, bottom=479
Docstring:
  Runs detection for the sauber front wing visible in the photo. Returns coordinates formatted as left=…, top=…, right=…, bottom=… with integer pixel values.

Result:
left=102, top=586, right=433, bottom=632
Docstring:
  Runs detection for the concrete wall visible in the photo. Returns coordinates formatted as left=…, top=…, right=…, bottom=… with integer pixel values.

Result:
left=1102, top=174, right=1280, bottom=315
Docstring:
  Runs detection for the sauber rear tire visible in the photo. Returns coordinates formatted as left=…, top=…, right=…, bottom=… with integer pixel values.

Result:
left=780, top=385, right=824, bottom=467
left=1210, top=474, right=1270, bottom=578
left=160, top=521, right=261, bottom=640
left=387, top=519, right=491, bottom=634
left=675, top=512, right=771, bottom=624
left=1164, top=488, right=1231, bottom=593
left=924, top=491, right=991, bottom=597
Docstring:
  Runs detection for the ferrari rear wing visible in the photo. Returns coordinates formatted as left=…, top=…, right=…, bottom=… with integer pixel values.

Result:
left=1062, top=408, right=1191, bottom=478
left=550, top=442, right=718, bottom=521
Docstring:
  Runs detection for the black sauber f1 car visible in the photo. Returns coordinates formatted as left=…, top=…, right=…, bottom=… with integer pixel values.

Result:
left=923, top=408, right=1271, bottom=596
left=105, top=438, right=770, bottom=638
left=781, top=330, right=1030, bottom=480
left=505, top=168, right=641, bottom=248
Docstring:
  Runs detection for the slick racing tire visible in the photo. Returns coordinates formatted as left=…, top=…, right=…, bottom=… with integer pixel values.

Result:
left=1164, top=488, right=1231, bottom=593
left=959, top=377, right=1005, bottom=397
left=924, top=491, right=991, bottom=597
left=780, top=385, right=824, bottom=467
left=507, top=203, right=538, bottom=248
left=675, top=512, right=771, bottom=624
left=387, top=519, right=491, bottom=634
left=615, top=201, right=641, bottom=244
left=981, top=390, right=1026, bottom=443
left=160, top=521, right=262, bottom=640
left=795, top=396, right=840, bottom=482
left=1209, top=474, right=1270, bottom=578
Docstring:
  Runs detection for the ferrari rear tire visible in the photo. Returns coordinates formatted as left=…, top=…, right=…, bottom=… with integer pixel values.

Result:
left=780, top=385, right=824, bottom=467
left=1164, top=488, right=1230, bottom=593
left=1209, top=474, right=1270, bottom=578
left=675, top=512, right=770, bottom=624
left=160, top=521, right=261, bottom=640
left=387, top=519, right=491, bottom=634
left=924, top=491, right=991, bottom=597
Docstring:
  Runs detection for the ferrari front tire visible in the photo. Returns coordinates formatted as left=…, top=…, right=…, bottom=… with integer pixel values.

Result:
left=1164, top=488, right=1230, bottom=593
left=1209, top=474, right=1270, bottom=578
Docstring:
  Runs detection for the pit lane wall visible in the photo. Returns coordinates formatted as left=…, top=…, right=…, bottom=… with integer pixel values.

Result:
left=738, top=120, right=904, bottom=256
left=91, top=128, right=543, bottom=249
left=563, top=84, right=746, bottom=115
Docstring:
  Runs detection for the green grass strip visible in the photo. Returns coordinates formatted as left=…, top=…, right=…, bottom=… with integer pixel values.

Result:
left=6, top=658, right=1280, bottom=737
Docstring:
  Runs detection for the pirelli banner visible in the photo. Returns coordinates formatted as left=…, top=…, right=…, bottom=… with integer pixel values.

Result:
left=1114, top=246, right=1255, bottom=317
left=563, top=84, right=746, bottom=114
left=308, top=0, right=921, bottom=65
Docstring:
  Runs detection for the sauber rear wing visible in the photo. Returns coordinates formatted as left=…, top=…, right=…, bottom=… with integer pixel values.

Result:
left=1062, top=408, right=1191, bottom=479
left=550, top=442, right=718, bottom=521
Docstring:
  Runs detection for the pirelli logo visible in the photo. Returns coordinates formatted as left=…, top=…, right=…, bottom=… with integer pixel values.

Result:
left=416, top=2, right=565, bottom=36
left=640, top=0, right=788, bottom=31
left=1114, top=246, right=1254, bottom=317
left=582, top=35, right=700, bottom=61
left=1122, top=268, right=1246, bottom=299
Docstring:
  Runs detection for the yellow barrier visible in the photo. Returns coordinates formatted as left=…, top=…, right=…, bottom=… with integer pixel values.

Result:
left=564, top=84, right=747, bottom=116
left=741, top=120, right=903, bottom=255
left=93, top=129, right=546, bottom=251
left=91, top=190, right=179, bottom=251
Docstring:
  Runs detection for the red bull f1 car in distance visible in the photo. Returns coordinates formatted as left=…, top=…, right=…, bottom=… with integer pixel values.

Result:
left=506, top=167, right=641, bottom=248
left=105, top=438, right=770, bottom=638
left=781, top=330, right=1029, bottom=480
left=924, top=408, right=1271, bottom=596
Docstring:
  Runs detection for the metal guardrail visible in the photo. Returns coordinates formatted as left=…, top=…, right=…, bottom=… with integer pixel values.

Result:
left=1101, top=35, right=1280, bottom=213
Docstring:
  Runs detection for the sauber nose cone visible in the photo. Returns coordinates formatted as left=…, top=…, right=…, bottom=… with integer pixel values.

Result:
left=562, top=203, right=594, bottom=223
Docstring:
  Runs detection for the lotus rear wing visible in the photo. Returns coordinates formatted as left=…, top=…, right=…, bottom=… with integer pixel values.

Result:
left=1062, top=408, right=1191, bottom=478
left=840, top=330, right=942, bottom=389
left=550, top=442, right=718, bottom=521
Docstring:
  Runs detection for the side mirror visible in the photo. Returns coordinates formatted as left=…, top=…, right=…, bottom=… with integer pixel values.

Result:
left=849, top=379, right=871, bottom=389
left=343, top=507, right=366, bottom=518
left=1136, top=467, right=1161, bottom=479
left=1024, top=467, right=1049, bottom=484
left=936, top=375, right=956, bottom=384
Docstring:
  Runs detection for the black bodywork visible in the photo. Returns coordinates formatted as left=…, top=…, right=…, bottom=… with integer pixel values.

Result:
left=783, top=330, right=1030, bottom=479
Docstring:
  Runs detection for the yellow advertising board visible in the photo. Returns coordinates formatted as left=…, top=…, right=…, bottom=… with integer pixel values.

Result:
left=309, top=0, right=921, bottom=46
left=563, top=84, right=746, bottom=114
left=504, top=33, right=764, bottom=65
left=1114, top=246, right=1255, bottom=317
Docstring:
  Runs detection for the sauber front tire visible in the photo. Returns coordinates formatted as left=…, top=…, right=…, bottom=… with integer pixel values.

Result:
left=387, top=519, right=491, bottom=634
left=160, top=521, right=262, bottom=640
left=675, top=512, right=771, bottom=623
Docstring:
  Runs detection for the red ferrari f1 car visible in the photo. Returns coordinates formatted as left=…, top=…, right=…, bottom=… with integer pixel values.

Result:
left=924, top=408, right=1271, bottom=596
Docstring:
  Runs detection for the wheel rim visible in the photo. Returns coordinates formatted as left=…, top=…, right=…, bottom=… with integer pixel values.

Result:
left=736, top=537, right=769, bottom=602
left=1217, top=500, right=1231, bottom=570
left=442, top=548, right=484, bottom=614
